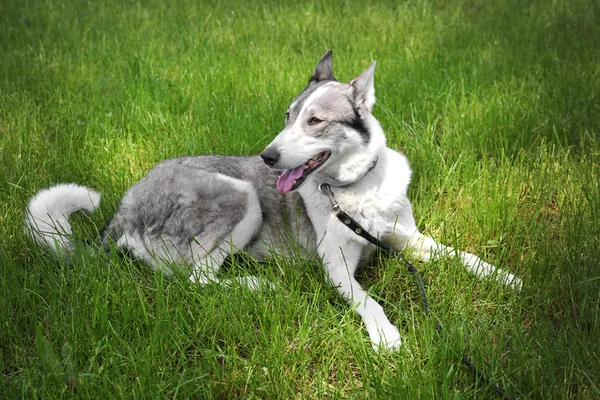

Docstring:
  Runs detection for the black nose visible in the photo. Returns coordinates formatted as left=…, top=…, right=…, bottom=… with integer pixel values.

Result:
left=260, top=147, right=280, bottom=167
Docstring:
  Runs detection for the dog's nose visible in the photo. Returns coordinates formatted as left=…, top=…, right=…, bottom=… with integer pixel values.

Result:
left=260, top=147, right=280, bottom=167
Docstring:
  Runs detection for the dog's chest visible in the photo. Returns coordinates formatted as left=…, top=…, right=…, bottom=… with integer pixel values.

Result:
left=300, top=181, right=406, bottom=240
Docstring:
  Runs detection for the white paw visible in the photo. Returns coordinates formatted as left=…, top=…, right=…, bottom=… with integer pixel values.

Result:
left=498, top=270, right=523, bottom=290
left=367, top=322, right=402, bottom=351
left=235, top=276, right=276, bottom=291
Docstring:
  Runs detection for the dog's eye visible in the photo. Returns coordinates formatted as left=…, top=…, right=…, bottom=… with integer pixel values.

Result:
left=285, top=111, right=290, bottom=123
left=308, top=117, right=323, bottom=126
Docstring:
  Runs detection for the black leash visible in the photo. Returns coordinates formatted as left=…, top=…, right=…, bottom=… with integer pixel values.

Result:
left=319, top=183, right=511, bottom=400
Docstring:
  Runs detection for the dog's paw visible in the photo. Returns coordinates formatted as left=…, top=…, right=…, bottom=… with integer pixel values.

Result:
left=235, top=276, right=276, bottom=291
left=498, top=270, right=523, bottom=291
left=367, top=322, right=402, bottom=352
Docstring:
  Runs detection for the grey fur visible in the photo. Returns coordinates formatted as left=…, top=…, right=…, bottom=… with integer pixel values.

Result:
left=349, top=62, right=376, bottom=119
left=308, top=85, right=371, bottom=143
left=104, top=156, right=317, bottom=265
left=309, top=49, right=336, bottom=83
left=279, top=82, right=372, bottom=168
left=285, top=80, right=333, bottom=127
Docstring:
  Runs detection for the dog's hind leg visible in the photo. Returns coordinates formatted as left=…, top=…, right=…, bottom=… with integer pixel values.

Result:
left=189, top=248, right=274, bottom=291
left=188, top=245, right=227, bottom=285
left=188, top=175, right=273, bottom=290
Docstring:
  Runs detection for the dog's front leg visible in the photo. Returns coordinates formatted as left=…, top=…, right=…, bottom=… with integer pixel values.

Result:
left=321, top=237, right=401, bottom=351
left=392, top=230, right=522, bottom=290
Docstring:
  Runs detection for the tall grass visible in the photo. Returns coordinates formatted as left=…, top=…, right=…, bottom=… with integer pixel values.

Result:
left=1, top=0, right=599, bottom=398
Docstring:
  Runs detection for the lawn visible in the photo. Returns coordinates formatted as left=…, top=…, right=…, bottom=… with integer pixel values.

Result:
left=1, top=0, right=599, bottom=398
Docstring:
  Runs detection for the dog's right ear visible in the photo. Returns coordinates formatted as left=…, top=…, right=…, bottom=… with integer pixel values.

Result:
left=349, top=61, right=376, bottom=118
left=309, top=49, right=335, bottom=83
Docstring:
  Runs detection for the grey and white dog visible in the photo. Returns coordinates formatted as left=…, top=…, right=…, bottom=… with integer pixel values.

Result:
left=25, top=50, right=521, bottom=351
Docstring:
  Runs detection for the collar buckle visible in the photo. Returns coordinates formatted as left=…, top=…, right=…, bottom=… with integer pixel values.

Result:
left=318, top=183, right=343, bottom=214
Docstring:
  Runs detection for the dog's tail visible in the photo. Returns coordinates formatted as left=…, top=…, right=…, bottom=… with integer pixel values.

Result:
left=25, top=184, right=101, bottom=258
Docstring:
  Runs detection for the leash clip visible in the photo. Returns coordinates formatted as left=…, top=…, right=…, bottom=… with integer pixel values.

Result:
left=319, top=183, right=343, bottom=215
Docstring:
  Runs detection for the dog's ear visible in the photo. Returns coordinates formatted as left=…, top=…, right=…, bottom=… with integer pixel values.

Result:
left=349, top=61, right=376, bottom=118
left=309, top=49, right=335, bottom=83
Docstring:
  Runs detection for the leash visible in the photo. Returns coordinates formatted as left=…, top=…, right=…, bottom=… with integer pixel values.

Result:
left=319, top=183, right=512, bottom=400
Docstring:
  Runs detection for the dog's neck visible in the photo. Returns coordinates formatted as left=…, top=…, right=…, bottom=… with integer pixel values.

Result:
left=330, top=156, right=379, bottom=187
left=317, top=115, right=387, bottom=187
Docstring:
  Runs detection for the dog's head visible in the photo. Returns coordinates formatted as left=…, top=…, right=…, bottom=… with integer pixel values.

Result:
left=261, top=50, right=385, bottom=194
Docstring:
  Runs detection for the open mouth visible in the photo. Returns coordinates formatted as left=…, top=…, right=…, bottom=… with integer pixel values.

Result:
left=276, top=151, right=331, bottom=194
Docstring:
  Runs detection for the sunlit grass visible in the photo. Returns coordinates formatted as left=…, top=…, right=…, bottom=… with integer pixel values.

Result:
left=1, top=0, right=599, bottom=398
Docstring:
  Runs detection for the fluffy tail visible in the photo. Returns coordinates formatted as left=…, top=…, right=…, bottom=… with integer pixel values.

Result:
left=25, top=184, right=101, bottom=257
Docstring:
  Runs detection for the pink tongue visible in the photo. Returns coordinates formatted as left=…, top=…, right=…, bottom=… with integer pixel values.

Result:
left=276, top=165, right=305, bottom=194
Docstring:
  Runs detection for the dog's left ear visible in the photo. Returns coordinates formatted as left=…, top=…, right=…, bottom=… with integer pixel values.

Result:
left=349, top=61, right=376, bottom=118
left=310, top=49, right=335, bottom=83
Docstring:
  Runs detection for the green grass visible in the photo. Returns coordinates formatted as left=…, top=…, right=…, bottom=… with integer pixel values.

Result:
left=1, top=0, right=599, bottom=398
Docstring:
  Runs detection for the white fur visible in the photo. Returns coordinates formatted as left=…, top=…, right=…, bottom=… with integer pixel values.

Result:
left=270, top=74, right=523, bottom=351
left=294, top=123, right=521, bottom=350
left=25, top=184, right=100, bottom=256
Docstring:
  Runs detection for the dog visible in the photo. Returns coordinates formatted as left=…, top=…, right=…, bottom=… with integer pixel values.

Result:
left=25, top=50, right=521, bottom=351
